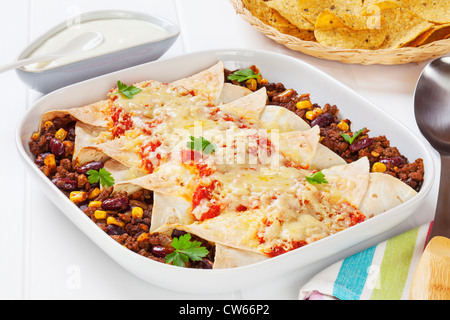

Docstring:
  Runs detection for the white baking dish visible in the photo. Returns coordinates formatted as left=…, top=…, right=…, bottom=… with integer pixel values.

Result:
left=16, top=49, right=435, bottom=294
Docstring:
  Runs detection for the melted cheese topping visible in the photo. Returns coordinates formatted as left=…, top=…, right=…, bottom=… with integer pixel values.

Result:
left=185, top=165, right=364, bottom=256
left=75, top=65, right=367, bottom=257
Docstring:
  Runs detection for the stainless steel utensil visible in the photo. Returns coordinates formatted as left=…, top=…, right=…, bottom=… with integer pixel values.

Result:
left=414, top=56, right=450, bottom=241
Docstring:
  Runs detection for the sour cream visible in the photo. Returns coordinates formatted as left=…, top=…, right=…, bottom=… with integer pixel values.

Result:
left=25, top=18, right=170, bottom=70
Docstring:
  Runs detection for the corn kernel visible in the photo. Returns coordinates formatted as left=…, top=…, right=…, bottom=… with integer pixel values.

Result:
left=88, top=188, right=101, bottom=199
left=131, top=207, right=144, bottom=219
left=88, top=200, right=102, bottom=207
left=94, top=210, right=107, bottom=220
left=44, top=154, right=56, bottom=168
left=250, top=65, right=260, bottom=75
left=137, top=233, right=149, bottom=242
left=55, top=128, right=67, bottom=141
left=107, top=216, right=125, bottom=227
left=245, top=78, right=257, bottom=91
left=44, top=121, right=53, bottom=130
left=296, top=100, right=313, bottom=110
left=69, top=191, right=87, bottom=204
left=337, top=120, right=349, bottom=131
left=371, top=151, right=380, bottom=157
left=372, top=162, right=386, bottom=173
left=31, top=132, right=40, bottom=141
left=259, top=78, right=268, bottom=85
left=63, top=141, right=74, bottom=156
left=305, top=108, right=322, bottom=121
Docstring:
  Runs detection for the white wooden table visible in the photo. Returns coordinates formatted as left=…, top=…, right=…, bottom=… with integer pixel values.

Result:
left=0, top=0, right=442, bottom=300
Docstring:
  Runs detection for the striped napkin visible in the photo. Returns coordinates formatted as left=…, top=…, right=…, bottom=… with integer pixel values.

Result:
left=299, top=222, right=432, bottom=300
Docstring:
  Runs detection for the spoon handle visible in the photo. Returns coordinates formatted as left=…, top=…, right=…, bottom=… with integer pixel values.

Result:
left=0, top=54, right=58, bottom=74
left=428, top=154, right=450, bottom=241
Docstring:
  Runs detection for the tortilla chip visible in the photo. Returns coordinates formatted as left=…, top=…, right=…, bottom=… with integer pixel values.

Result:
left=376, top=6, right=434, bottom=48
left=314, top=9, right=387, bottom=49
left=265, top=0, right=315, bottom=30
left=242, top=0, right=316, bottom=40
left=298, top=0, right=364, bottom=25
left=405, top=0, right=450, bottom=24
left=409, top=23, right=450, bottom=46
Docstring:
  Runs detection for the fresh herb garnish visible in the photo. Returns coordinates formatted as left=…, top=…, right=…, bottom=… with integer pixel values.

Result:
left=109, top=80, right=142, bottom=99
left=165, top=233, right=209, bottom=267
left=187, top=136, right=216, bottom=154
left=305, top=171, right=328, bottom=184
left=227, top=68, right=260, bottom=83
left=340, top=127, right=366, bottom=145
left=86, top=168, right=115, bottom=187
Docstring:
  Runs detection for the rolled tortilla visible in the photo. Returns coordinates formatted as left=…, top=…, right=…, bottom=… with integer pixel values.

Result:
left=359, top=172, right=417, bottom=218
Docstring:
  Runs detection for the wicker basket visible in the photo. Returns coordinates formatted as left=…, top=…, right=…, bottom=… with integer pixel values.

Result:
left=230, top=0, right=450, bottom=65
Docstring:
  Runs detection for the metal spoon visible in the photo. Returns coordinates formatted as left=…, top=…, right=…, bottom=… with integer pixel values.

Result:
left=414, top=56, right=450, bottom=241
left=410, top=56, right=450, bottom=300
left=0, top=31, right=104, bottom=73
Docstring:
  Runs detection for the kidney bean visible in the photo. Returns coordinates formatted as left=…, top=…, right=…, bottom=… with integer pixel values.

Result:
left=106, top=224, right=126, bottom=236
left=349, top=138, right=373, bottom=153
left=310, top=113, right=336, bottom=128
left=380, top=156, right=404, bottom=167
left=34, top=152, right=51, bottom=165
left=171, top=229, right=187, bottom=238
left=76, top=161, right=104, bottom=174
left=151, top=245, right=173, bottom=258
left=49, top=138, right=65, bottom=157
left=101, top=196, right=129, bottom=211
left=51, top=178, right=77, bottom=191
left=200, top=258, right=214, bottom=269
left=66, top=127, right=76, bottom=141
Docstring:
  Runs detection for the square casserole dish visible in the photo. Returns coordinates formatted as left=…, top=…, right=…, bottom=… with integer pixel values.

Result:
left=16, top=49, right=435, bottom=294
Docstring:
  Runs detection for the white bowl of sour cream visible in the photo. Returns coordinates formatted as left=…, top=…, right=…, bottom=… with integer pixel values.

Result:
left=16, top=10, right=179, bottom=94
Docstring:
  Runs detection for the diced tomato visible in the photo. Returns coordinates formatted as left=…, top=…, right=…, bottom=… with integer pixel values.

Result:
left=267, top=240, right=307, bottom=257
left=181, top=149, right=203, bottom=164
left=199, top=203, right=221, bottom=221
left=110, top=106, right=133, bottom=138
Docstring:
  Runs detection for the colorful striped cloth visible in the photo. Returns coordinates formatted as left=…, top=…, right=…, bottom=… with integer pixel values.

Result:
left=299, top=222, right=432, bottom=300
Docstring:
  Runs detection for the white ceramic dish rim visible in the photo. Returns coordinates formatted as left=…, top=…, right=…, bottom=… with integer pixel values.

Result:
left=16, top=49, right=435, bottom=294
left=17, top=9, right=180, bottom=73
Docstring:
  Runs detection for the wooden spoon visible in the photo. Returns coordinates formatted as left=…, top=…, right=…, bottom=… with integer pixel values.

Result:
left=410, top=236, right=450, bottom=299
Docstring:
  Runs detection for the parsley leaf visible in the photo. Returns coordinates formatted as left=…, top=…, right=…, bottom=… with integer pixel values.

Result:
left=227, top=68, right=260, bottom=83
left=109, top=80, right=142, bottom=99
left=340, top=127, right=366, bottom=145
left=165, top=233, right=209, bottom=267
left=305, top=171, right=328, bottom=184
left=187, top=136, right=216, bottom=154
left=86, top=168, right=115, bottom=187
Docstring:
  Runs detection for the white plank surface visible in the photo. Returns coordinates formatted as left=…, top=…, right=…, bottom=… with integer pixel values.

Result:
left=0, top=0, right=441, bottom=300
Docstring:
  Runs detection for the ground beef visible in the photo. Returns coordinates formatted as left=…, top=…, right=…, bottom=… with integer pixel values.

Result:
left=28, top=117, right=214, bottom=269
